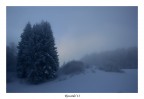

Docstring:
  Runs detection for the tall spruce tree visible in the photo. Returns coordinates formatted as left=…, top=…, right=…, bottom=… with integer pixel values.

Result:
left=17, top=22, right=32, bottom=78
left=17, top=21, right=59, bottom=84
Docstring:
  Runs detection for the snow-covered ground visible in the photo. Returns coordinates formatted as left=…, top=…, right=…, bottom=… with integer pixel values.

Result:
left=7, top=68, right=137, bottom=93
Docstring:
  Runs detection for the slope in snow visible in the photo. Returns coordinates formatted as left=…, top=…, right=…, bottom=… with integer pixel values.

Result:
left=7, top=69, right=138, bottom=93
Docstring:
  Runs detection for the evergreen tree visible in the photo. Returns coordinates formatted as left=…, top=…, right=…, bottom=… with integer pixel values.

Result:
left=17, top=21, right=59, bottom=84
left=17, top=22, right=32, bottom=78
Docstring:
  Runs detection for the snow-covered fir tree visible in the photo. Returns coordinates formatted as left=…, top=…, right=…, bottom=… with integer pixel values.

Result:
left=17, top=21, right=59, bottom=84
left=17, top=22, right=32, bottom=78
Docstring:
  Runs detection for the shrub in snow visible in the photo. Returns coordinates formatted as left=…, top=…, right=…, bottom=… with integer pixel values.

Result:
left=17, top=21, right=59, bottom=84
left=60, top=60, right=85, bottom=75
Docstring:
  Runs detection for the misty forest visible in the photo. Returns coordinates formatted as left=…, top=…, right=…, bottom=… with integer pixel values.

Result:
left=7, top=7, right=138, bottom=93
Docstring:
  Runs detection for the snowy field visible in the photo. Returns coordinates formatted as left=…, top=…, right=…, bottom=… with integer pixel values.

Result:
left=7, top=68, right=137, bottom=93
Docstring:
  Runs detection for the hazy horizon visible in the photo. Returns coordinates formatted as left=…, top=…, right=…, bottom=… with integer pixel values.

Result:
left=7, top=6, right=138, bottom=64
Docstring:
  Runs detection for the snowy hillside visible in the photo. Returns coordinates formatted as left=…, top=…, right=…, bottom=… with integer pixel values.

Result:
left=7, top=68, right=137, bottom=93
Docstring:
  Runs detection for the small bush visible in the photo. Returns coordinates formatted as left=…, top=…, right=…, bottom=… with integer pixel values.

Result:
left=60, top=60, right=85, bottom=75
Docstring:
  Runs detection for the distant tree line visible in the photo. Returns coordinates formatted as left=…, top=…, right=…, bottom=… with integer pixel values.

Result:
left=6, top=43, right=17, bottom=72
left=81, top=47, right=138, bottom=71
left=6, top=43, right=17, bottom=82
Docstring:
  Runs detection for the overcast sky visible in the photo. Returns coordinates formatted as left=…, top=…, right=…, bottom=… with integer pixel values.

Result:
left=7, top=6, right=138, bottom=64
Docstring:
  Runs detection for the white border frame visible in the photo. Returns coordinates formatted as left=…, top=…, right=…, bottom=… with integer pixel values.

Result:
left=0, top=0, right=144, bottom=99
